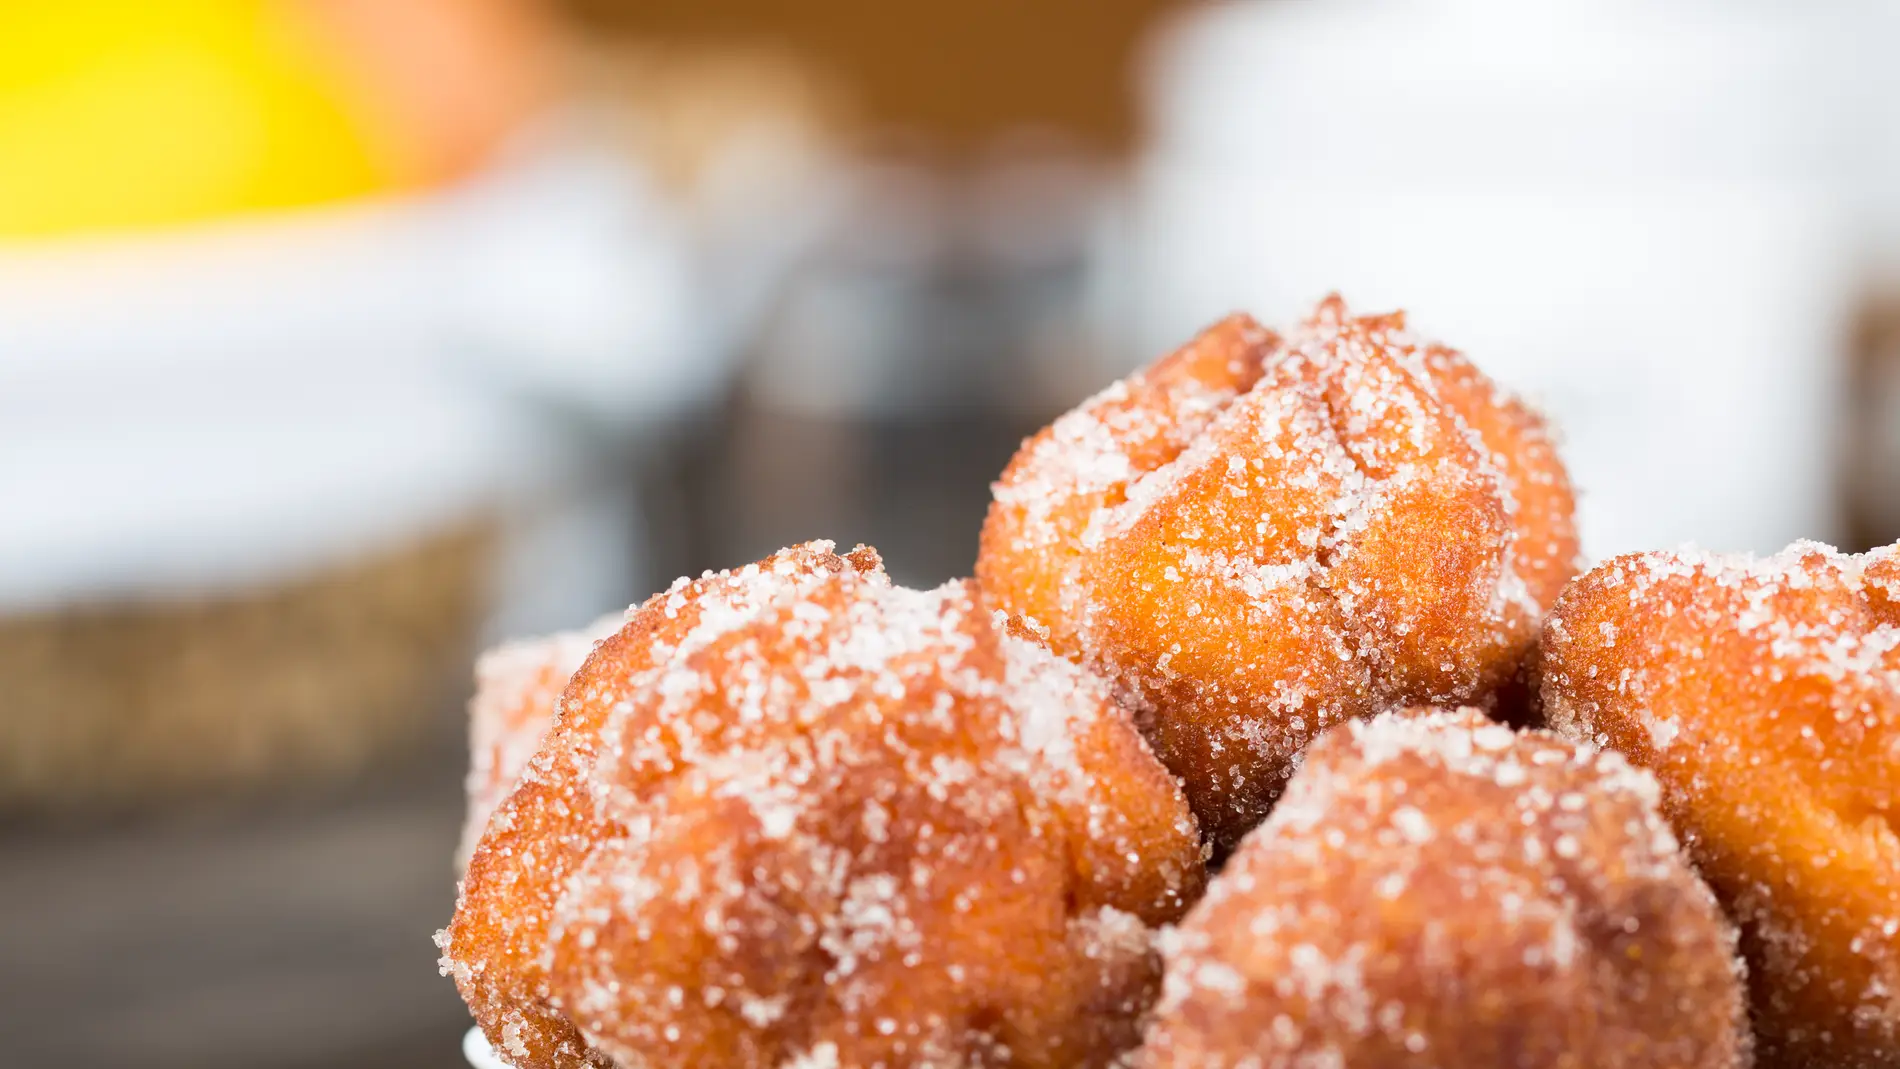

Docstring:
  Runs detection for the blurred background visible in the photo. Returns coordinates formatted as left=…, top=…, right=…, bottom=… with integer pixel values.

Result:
left=1, top=1, right=1896, bottom=1066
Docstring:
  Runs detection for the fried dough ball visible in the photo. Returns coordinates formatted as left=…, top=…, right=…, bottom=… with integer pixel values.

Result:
left=1541, top=540, right=1900, bottom=1068
left=456, top=614, right=623, bottom=867
left=1140, top=707, right=1750, bottom=1069
left=438, top=542, right=1207, bottom=1069
left=978, top=298, right=1579, bottom=848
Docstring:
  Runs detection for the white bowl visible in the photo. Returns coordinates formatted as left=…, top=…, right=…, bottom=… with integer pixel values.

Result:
left=463, top=1026, right=512, bottom=1069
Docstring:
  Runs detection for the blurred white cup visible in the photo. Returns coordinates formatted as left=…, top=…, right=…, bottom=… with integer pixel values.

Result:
left=1130, top=0, right=1861, bottom=560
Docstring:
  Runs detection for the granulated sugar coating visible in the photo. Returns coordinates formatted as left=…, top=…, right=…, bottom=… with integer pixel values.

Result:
left=457, top=614, right=627, bottom=868
left=978, top=297, right=1578, bottom=849
left=1542, top=540, right=1900, bottom=1069
left=438, top=542, right=1206, bottom=1069
left=1139, top=707, right=1750, bottom=1069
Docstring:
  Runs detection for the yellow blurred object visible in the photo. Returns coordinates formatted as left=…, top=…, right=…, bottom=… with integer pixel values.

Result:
left=0, top=0, right=555, bottom=240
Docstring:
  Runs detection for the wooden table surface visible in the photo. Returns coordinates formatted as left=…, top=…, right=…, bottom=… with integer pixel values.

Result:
left=0, top=738, right=475, bottom=1069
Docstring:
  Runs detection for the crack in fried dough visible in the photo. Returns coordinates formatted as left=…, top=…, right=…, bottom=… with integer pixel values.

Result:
left=979, top=298, right=1578, bottom=849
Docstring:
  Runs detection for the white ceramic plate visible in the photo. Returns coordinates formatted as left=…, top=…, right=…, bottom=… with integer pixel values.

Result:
left=464, top=1026, right=512, bottom=1069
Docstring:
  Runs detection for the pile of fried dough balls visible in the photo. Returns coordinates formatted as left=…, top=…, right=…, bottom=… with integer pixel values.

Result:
left=441, top=297, right=1896, bottom=1069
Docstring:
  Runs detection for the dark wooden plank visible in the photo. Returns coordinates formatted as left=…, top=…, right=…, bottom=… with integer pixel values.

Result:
left=0, top=748, right=474, bottom=1069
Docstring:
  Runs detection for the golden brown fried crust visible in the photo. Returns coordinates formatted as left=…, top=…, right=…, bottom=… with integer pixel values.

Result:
left=978, top=313, right=1274, bottom=656
left=1542, top=541, right=1900, bottom=1069
left=457, top=616, right=624, bottom=868
left=978, top=298, right=1579, bottom=849
left=440, top=542, right=1205, bottom=1069
left=444, top=582, right=700, bottom=1069
left=1139, top=707, right=1750, bottom=1069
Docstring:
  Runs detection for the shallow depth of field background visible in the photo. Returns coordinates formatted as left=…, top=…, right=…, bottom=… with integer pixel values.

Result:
left=1, top=2, right=1897, bottom=1066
